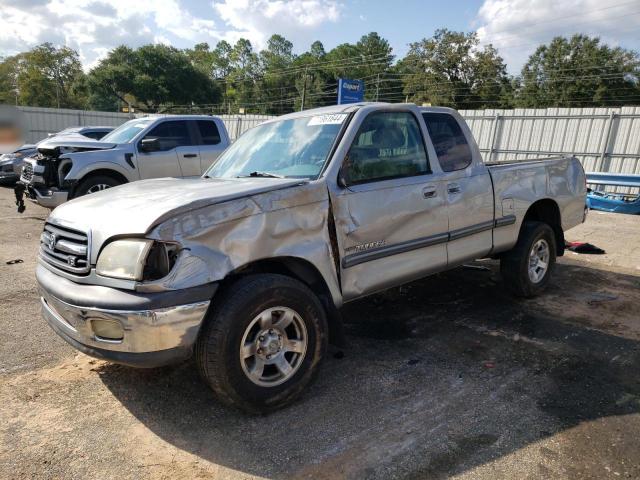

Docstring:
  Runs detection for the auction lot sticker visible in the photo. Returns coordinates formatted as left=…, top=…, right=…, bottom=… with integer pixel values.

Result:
left=308, top=114, right=348, bottom=126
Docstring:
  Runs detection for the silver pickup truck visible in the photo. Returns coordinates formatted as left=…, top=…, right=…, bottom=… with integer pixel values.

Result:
left=17, top=115, right=229, bottom=209
left=36, top=103, right=587, bottom=412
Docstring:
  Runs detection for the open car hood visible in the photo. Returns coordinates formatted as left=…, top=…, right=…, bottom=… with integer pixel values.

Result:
left=37, top=134, right=117, bottom=156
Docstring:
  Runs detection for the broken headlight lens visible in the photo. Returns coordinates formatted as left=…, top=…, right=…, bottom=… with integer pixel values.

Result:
left=96, top=239, right=179, bottom=281
left=96, top=239, right=153, bottom=281
left=142, top=242, right=179, bottom=281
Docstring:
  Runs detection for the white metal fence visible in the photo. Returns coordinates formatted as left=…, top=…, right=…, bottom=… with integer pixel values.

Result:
left=15, top=107, right=274, bottom=144
left=217, top=114, right=275, bottom=141
left=14, top=105, right=640, bottom=185
left=460, top=106, right=640, bottom=176
left=17, top=106, right=132, bottom=143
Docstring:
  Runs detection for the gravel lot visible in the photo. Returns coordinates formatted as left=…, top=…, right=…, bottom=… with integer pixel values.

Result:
left=1, top=185, right=639, bottom=480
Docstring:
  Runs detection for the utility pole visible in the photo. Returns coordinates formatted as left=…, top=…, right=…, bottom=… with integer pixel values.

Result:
left=300, top=68, right=308, bottom=112
left=375, top=73, right=380, bottom=101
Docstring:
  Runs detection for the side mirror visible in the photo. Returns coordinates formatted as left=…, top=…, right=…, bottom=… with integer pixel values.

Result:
left=337, top=167, right=348, bottom=188
left=140, top=138, right=159, bottom=152
left=337, top=154, right=351, bottom=188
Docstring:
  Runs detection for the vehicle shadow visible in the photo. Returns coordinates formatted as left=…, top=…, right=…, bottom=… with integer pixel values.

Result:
left=98, top=260, right=640, bottom=479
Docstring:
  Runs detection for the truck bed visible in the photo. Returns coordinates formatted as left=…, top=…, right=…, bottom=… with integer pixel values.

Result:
left=485, top=155, right=570, bottom=167
left=486, top=155, right=587, bottom=254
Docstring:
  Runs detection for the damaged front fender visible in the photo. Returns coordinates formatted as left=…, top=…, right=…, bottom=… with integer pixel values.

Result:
left=140, top=181, right=344, bottom=307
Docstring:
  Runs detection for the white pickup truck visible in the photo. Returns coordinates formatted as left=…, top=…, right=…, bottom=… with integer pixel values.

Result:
left=35, top=103, right=587, bottom=412
left=16, top=115, right=230, bottom=209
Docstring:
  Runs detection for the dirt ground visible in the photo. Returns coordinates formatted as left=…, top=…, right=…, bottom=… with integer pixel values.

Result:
left=0, top=185, right=639, bottom=480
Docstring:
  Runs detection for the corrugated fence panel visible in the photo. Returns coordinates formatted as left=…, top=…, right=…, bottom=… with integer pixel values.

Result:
left=18, top=106, right=132, bottom=143
left=218, top=114, right=275, bottom=140
left=14, top=105, right=640, bottom=192
left=16, top=107, right=276, bottom=144
left=459, top=106, right=640, bottom=193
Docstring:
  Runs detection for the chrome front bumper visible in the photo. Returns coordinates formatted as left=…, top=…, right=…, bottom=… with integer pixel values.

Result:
left=37, top=264, right=215, bottom=367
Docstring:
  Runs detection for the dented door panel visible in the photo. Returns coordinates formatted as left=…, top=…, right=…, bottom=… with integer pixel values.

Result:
left=331, top=176, right=449, bottom=300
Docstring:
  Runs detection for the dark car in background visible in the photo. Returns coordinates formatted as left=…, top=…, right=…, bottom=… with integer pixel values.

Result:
left=0, top=144, right=37, bottom=183
left=0, top=126, right=115, bottom=184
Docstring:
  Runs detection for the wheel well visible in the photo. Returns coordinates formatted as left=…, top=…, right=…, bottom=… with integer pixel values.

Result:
left=71, top=169, right=128, bottom=197
left=522, top=199, right=565, bottom=255
left=80, top=169, right=128, bottom=185
left=225, top=257, right=345, bottom=347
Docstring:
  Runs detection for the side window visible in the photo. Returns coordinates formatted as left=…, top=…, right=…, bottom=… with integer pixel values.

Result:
left=142, top=121, right=191, bottom=151
left=422, top=113, right=472, bottom=172
left=345, top=112, right=429, bottom=185
left=197, top=120, right=221, bottom=145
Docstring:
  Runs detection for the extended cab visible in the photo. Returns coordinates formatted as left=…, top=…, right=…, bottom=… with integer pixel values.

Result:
left=17, top=115, right=229, bottom=209
left=36, top=103, right=587, bottom=412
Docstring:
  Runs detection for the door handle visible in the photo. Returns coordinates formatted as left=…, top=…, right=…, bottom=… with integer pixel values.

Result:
left=183, top=153, right=198, bottom=158
left=447, top=183, right=462, bottom=194
left=422, top=186, right=437, bottom=198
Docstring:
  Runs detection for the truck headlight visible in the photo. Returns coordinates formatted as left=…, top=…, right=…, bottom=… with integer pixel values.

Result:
left=96, top=239, right=179, bottom=281
left=96, top=239, right=153, bottom=280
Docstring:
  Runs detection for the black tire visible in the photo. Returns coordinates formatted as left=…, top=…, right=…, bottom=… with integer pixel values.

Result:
left=73, top=174, right=122, bottom=198
left=195, top=274, right=328, bottom=413
left=500, top=221, right=557, bottom=298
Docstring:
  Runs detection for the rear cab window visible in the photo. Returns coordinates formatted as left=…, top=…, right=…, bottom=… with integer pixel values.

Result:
left=422, top=113, right=472, bottom=172
left=345, top=111, right=429, bottom=185
left=197, top=120, right=221, bottom=145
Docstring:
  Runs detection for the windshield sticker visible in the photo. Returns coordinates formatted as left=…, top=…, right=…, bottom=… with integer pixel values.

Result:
left=307, top=114, right=348, bottom=126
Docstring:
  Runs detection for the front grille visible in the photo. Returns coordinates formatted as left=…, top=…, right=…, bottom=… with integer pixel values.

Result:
left=40, top=222, right=90, bottom=275
left=21, top=163, right=33, bottom=182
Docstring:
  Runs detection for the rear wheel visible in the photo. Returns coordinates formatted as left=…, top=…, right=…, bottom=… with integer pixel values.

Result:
left=73, top=175, right=122, bottom=198
left=500, top=221, right=557, bottom=298
left=195, top=274, right=328, bottom=413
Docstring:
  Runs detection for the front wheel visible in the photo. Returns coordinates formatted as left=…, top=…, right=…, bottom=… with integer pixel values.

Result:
left=500, top=221, right=557, bottom=298
left=73, top=175, right=122, bottom=198
left=195, top=274, right=328, bottom=413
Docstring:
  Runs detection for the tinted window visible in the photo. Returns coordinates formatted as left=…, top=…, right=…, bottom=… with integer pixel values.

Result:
left=422, top=113, right=472, bottom=172
left=345, top=112, right=428, bottom=185
left=83, top=131, right=106, bottom=140
left=197, top=120, right=221, bottom=145
left=142, top=121, right=191, bottom=151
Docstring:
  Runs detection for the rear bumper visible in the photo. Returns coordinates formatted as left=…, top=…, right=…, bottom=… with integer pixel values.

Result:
left=37, top=264, right=216, bottom=368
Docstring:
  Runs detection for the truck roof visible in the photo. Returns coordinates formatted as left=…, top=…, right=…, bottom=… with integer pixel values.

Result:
left=272, top=102, right=458, bottom=122
left=136, top=114, right=223, bottom=121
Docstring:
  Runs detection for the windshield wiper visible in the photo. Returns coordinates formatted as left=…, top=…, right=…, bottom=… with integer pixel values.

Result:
left=238, top=171, right=285, bottom=179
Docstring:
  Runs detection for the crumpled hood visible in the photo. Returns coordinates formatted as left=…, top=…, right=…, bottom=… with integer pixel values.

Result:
left=37, top=134, right=117, bottom=155
left=48, top=176, right=306, bottom=249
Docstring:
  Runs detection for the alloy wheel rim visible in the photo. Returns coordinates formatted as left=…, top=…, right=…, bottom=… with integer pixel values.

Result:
left=86, top=184, right=111, bottom=194
left=239, top=306, right=308, bottom=387
left=528, top=239, right=550, bottom=283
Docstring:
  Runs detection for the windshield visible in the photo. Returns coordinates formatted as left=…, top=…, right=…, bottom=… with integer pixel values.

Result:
left=101, top=118, right=154, bottom=144
left=205, top=113, right=348, bottom=179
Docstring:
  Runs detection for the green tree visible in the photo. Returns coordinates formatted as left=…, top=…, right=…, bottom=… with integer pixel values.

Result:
left=257, top=34, right=297, bottom=113
left=88, top=44, right=221, bottom=112
left=518, top=34, right=640, bottom=108
left=0, top=55, right=19, bottom=105
left=1, top=43, right=87, bottom=108
left=399, top=29, right=512, bottom=109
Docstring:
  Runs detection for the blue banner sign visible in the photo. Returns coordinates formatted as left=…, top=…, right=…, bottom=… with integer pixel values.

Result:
left=337, top=78, right=364, bottom=104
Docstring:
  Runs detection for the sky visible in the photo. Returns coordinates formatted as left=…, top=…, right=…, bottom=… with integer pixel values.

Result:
left=1, top=0, right=640, bottom=73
